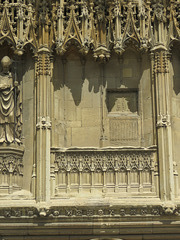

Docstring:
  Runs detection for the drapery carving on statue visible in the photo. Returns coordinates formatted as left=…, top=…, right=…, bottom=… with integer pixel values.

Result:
left=0, top=56, right=22, bottom=144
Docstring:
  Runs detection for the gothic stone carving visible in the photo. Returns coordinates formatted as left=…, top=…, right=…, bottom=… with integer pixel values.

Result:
left=0, top=1, right=178, bottom=56
left=0, top=148, right=23, bottom=194
left=53, top=148, right=157, bottom=196
left=0, top=56, right=22, bottom=144
left=0, top=204, right=180, bottom=219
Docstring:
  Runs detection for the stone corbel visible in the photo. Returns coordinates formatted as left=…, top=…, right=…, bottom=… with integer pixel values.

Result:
left=156, top=114, right=171, bottom=128
left=162, top=202, right=177, bottom=215
left=36, top=117, right=52, bottom=130
left=93, top=46, right=110, bottom=63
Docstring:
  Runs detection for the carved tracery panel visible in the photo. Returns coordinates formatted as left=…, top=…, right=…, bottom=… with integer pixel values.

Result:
left=52, top=148, right=158, bottom=197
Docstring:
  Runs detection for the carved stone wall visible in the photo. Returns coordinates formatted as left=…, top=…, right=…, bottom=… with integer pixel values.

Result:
left=0, top=0, right=179, bottom=239
left=52, top=148, right=157, bottom=197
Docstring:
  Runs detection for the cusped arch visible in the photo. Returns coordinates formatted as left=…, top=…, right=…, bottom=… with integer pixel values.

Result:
left=56, top=37, right=89, bottom=56
left=0, top=36, right=16, bottom=50
left=23, top=42, right=37, bottom=55
left=122, top=47, right=142, bottom=65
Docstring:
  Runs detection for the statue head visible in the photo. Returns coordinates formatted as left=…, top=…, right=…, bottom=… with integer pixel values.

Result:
left=1, top=56, right=12, bottom=73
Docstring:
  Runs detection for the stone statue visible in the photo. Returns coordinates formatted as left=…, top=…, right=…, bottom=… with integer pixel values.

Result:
left=0, top=56, right=22, bottom=144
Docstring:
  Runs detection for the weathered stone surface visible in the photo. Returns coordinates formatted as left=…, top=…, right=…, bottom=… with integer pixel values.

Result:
left=0, top=0, right=179, bottom=239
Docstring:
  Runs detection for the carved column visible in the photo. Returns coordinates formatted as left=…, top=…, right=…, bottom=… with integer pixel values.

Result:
left=150, top=1, right=175, bottom=202
left=153, top=48, right=174, bottom=202
left=36, top=47, right=52, bottom=203
left=35, top=2, right=52, bottom=203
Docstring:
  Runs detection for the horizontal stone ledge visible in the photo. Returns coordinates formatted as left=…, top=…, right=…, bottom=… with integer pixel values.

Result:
left=0, top=203, right=178, bottom=219
left=0, top=146, right=24, bottom=156
left=51, top=146, right=157, bottom=153
left=1, top=222, right=180, bottom=238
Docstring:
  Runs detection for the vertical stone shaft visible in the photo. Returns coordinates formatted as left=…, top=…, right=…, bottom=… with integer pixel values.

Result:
left=35, top=2, right=52, bottom=202
left=153, top=49, right=174, bottom=201
left=36, top=48, right=52, bottom=203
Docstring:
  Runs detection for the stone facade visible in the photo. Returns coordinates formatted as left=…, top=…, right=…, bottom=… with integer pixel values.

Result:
left=0, top=0, right=179, bottom=239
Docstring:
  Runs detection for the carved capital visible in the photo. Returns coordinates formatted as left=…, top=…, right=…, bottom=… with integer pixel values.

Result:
left=162, top=202, right=177, bottom=215
left=157, top=114, right=171, bottom=128
left=153, top=50, right=169, bottom=73
left=36, top=47, right=51, bottom=76
left=36, top=117, right=51, bottom=130
left=93, top=46, right=110, bottom=63
left=152, top=2, right=166, bottom=22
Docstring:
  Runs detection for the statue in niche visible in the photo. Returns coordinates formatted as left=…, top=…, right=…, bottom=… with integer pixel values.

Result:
left=0, top=56, right=22, bottom=144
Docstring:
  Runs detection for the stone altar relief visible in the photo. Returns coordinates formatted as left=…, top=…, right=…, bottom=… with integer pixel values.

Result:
left=107, top=91, right=138, bottom=114
left=0, top=56, right=22, bottom=144
left=107, top=90, right=140, bottom=146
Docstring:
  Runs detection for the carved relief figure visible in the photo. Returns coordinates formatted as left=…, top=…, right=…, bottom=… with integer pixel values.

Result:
left=0, top=56, right=21, bottom=144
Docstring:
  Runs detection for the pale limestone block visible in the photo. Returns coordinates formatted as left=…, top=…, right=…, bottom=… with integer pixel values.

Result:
left=172, top=98, right=180, bottom=117
left=72, top=127, right=100, bottom=147
left=23, top=81, right=34, bottom=100
left=55, top=121, right=66, bottom=146
left=58, top=88, right=65, bottom=102
left=143, top=99, right=153, bottom=119
left=92, top=92, right=101, bottom=108
left=67, top=121, right=82, bottom=128
left=172, top=117, right=180, bottom=131
left=66, top=87, right=75, bottom=101
left=143, top=132, right=153, bottom=147
left=81, top=87, right=93, bottom=108
left=66, top=100, right=77, bottom=121
left=66, top=127, right=72, bottom=147
left=81, top=108, right=101, bottom=127
left=76, top=107, right=82, bottom=121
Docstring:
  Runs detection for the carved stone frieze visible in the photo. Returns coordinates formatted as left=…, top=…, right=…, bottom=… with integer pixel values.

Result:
left=52, top=148, right=157, bottom=196
left=0, top=204, right=180, bottom=219
left=0, top=1, right=178, bottom=56
left=0, top=147, right=24, bottom=194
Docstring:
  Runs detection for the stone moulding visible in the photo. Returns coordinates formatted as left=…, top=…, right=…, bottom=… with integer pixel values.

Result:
left=0, top=146, right=24, bottom=195
left=51, top=147, right=158, bottom=197
left=0, top=203, right=180, bottom=219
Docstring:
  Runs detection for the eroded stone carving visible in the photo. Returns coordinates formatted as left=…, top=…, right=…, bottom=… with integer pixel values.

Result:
left=53, top=148, right=157, bottom=196
left=0, top=56, right=22, bottom=144
left=0, top=1, right=178, bottom=56
left=0, top=152, right=23, bottom=194
left=108, top=92, right=138, bottom=114
left=109, top=118, right=139, bottom=144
